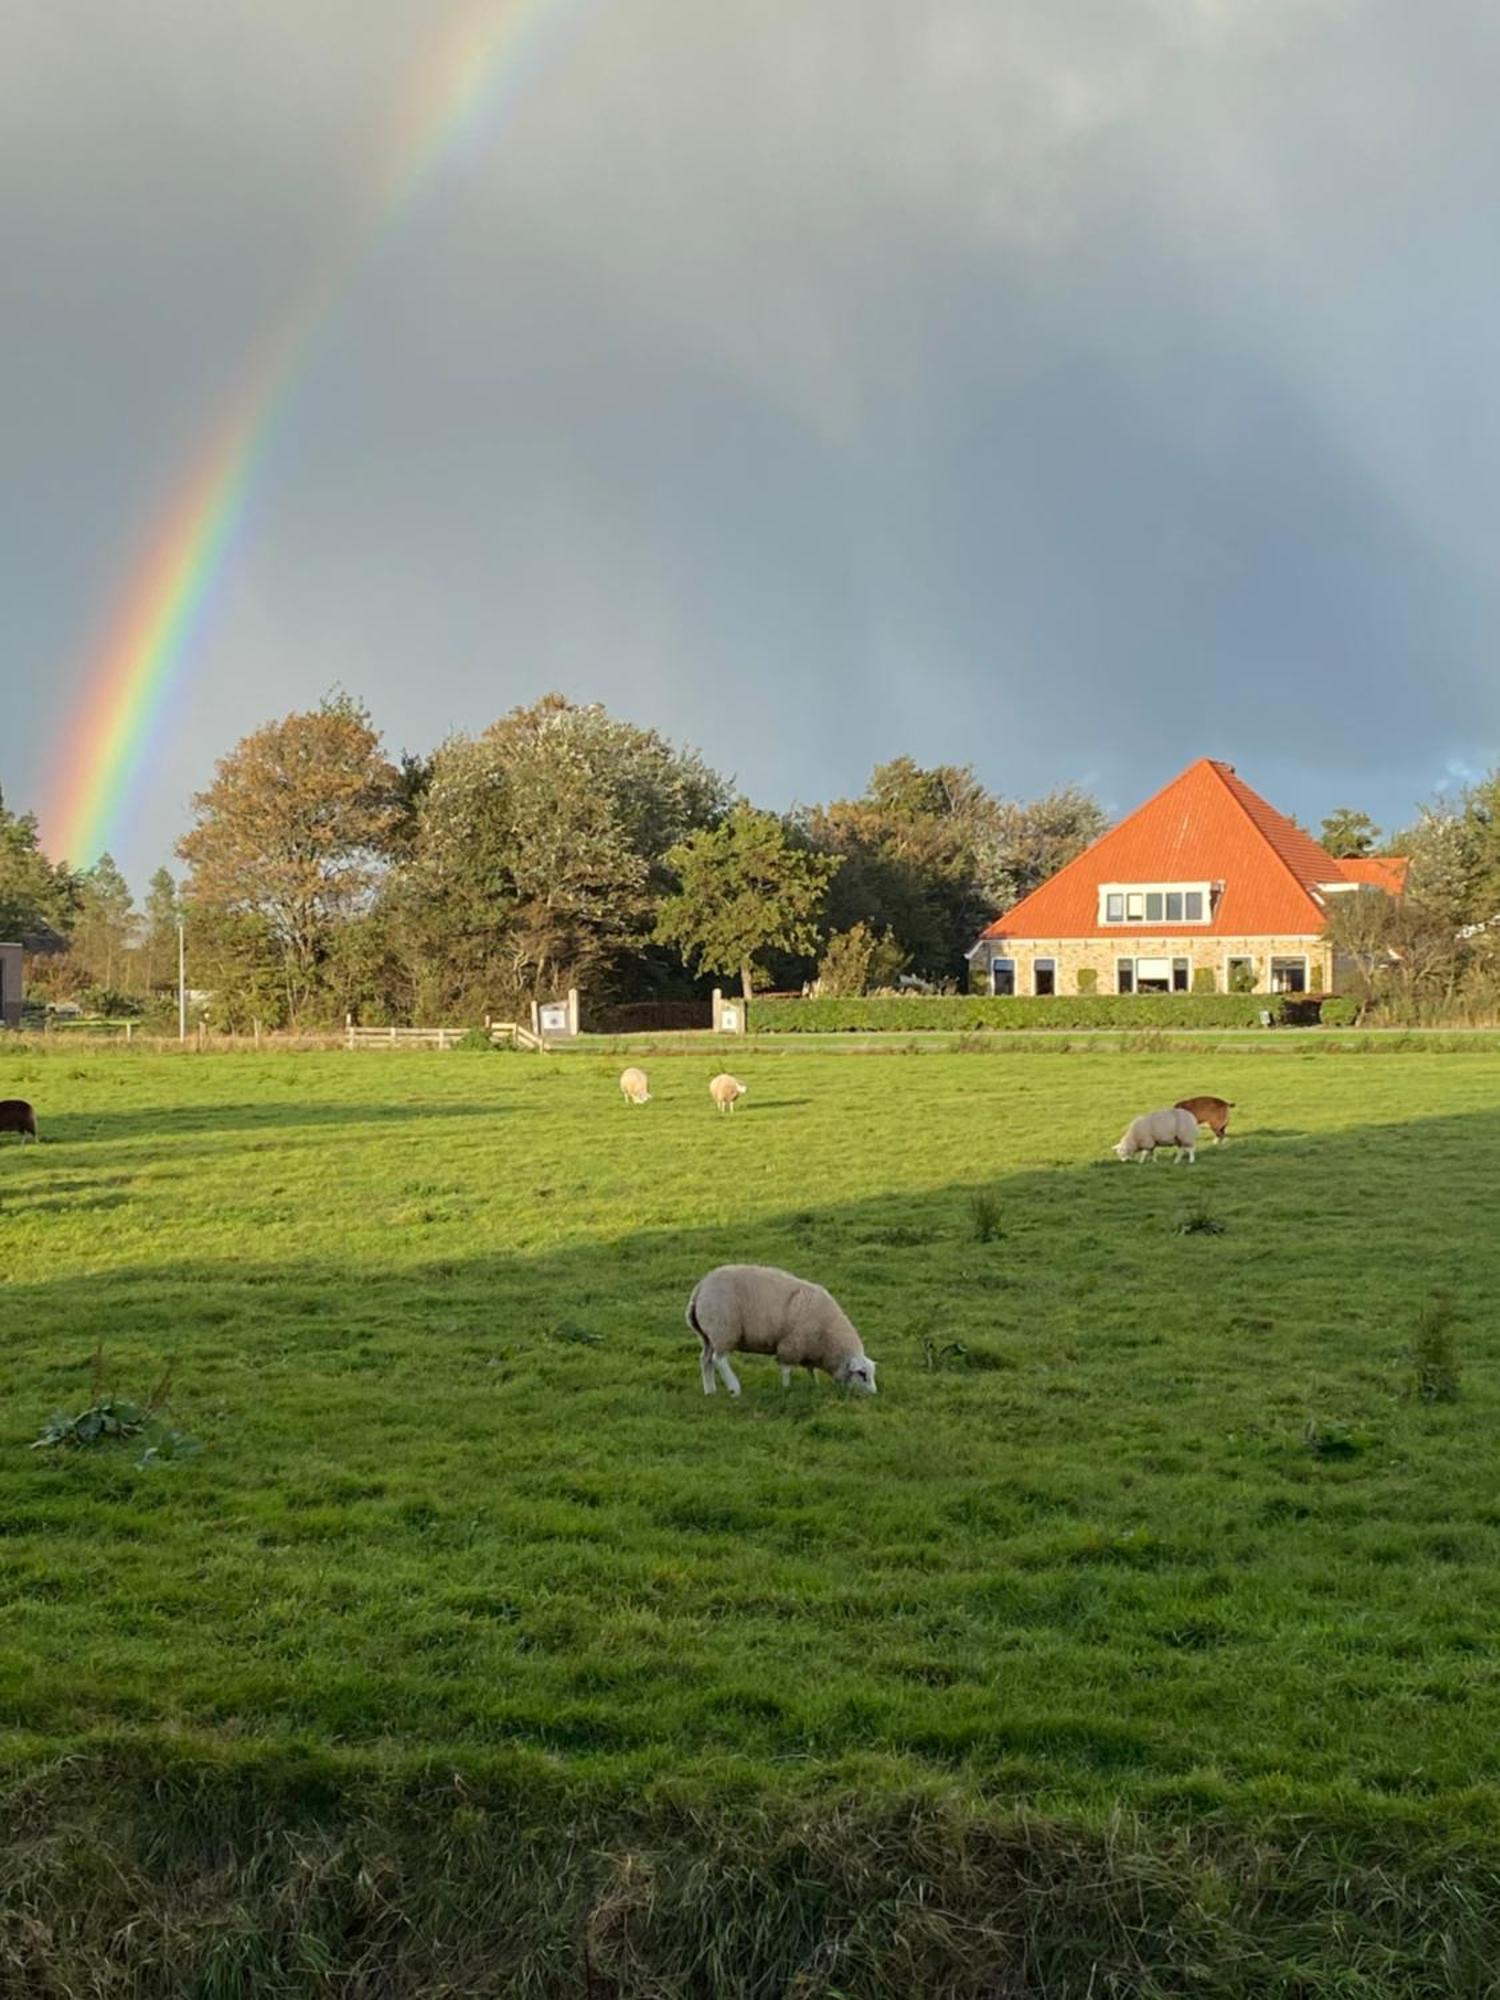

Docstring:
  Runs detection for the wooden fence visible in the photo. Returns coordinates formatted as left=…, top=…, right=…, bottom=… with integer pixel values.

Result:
left=344, top=1020, right=546, bottom=1052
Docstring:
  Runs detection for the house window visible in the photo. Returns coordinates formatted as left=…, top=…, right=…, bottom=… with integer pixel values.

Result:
left=1098, top=882, right=1213, bottom=925
left=1033, top=958, right=1056, bottom=996
left=1226, top=956, right=1257, bottom=993
left=1116, top=959, right=1134, bottom=994
left=1135, top=957, right=1173, bottom=994
left=1271, top=956, right=1307, bottom=994
left=1172, top=958, right=1190, bottom=992
left=990, top=956, right=1015, bottom=997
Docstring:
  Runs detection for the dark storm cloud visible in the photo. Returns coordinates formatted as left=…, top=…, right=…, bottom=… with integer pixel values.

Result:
left=4, top=0, right=1499, bottom=881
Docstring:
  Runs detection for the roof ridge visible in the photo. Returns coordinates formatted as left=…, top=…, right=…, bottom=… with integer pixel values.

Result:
left=1201, top=759, right=1330, bottom=911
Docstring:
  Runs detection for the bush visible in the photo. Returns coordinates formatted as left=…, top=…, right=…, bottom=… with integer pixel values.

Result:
left=79, top=986, right=144, bottom=1019
left=752, top=995, right=1280, bottom=1032
left=816, top=923, right=907, bottom=997
left=1191, top=966, right=1217, bottom=993
left=1075, top=967, right=1098, bottom=995
left=1320, top=996, right=1362, bottom=1027
left=969, top=1190, right=1002, bottom=1242
left=456, top=1026, right=499, bottom=1052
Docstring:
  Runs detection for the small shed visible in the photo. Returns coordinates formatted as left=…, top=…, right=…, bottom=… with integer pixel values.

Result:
left=0, top=943, right=22, bottom=1030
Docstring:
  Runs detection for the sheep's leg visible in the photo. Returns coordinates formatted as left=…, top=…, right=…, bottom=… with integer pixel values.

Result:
left=700, top=1343, right=717, bottom=1396
left=713, top=1354, right=741, bottom=1397
left=780, top=1365, right=793, bottom=1388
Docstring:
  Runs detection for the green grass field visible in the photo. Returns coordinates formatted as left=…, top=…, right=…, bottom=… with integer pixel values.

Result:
left=3, top=1041, right=1499, bottom=1995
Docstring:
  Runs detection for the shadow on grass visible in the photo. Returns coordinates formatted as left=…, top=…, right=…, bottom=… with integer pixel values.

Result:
left=33, top=1100, right=512, bottom=1146
left=3, top=1106, right=1500, bottom=1991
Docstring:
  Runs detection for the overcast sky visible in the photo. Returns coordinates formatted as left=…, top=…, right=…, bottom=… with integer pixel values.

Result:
left=4, top=0, right=1499, bottom=887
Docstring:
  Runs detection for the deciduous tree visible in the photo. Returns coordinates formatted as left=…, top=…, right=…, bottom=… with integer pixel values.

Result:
left=178, top=697, right=402, bottom=1021
left=1319, top=807, right=1381, bottom=858
left=656, top=806, right=840, bottom=1000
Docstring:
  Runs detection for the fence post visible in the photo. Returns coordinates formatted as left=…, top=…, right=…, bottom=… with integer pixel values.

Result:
left=390, top=1025, right=398, bottom=1046
left=346, top=1013, right=353, bottom=1051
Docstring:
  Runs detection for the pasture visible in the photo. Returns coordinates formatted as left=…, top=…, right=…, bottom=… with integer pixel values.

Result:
left=2, top=1040, right=1500, bottom=1996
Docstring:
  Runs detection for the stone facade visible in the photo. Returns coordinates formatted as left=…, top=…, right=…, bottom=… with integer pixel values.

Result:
left=973, top=933, right=1330, bottom=997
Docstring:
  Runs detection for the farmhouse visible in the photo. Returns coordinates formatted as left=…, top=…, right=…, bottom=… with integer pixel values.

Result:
left=968, top=758, right=1408, bottom=998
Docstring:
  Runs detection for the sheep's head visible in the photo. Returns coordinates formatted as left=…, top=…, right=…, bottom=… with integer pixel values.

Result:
left=1112, top=1137, right=1133, bottom=1160
left=839, top=1356, right=877, bottom=1396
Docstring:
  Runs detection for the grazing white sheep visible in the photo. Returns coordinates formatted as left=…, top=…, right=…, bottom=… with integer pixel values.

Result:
left=619, top=1066, right=651, bottom=1105
left=709, top=1073, right=746, bottom=1113
left=1113, top=1106, right=1200, bottom=1164
left=687, top=1264, right=877, bottom=1396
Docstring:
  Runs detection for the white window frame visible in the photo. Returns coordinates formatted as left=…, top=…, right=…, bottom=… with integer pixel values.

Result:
left=1097, top=881, right=1214, bottom=926
left=1223, top=954, right=1259, bottom=994
left=1269, top=954, right=1309, bottom=995
left=1115, top=957, right=1134, bottom=994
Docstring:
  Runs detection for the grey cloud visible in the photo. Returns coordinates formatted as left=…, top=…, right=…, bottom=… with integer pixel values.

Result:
left=4, top=0, right=1498, bottom=882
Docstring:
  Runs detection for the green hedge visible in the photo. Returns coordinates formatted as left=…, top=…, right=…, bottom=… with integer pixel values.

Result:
left=751, top=994, right=1284, bottom=1032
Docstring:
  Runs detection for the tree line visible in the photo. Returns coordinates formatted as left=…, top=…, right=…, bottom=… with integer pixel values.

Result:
left=7, top=695, right=1499, bottom=1025
left=4, top=693, right=1108, bottom=1026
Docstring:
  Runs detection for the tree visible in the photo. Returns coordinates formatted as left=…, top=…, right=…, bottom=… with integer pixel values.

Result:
left=1323, top=884, right=1465, bottom=1009
left=806, top=762, right=1106, bottom=981
left=656, top=806, right=841, bottom=999
left=0, top=787, right=77, bottom=945
left=984, top=785, right=1110, bottom=912
left=389, top=696, right=730, bottom=1016
left=141, top=867, right=182, bottom=992
left=816, top=921, right=907, bottom=996
left=178, top=697, right=402, bottom=1022
left=1319, top=808, right=1381, bottom=858
left=72, top=853, right=137, bottom=990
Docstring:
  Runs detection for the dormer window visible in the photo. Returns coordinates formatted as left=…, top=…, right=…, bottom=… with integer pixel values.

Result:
left=1098, top=882, right=1212, bottom=925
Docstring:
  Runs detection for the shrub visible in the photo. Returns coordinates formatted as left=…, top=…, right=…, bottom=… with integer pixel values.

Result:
left=1075, top=968, right=1098, bottom=995
left=32, top=1354, right=198, bottom=1467
left=969, top=1191, right=1002, bottom=1243
left=1228, top=962, right=1258, bottom=994
left=1176, top=1206, right=1226, bottom=1236
left=456, top=1026, right=498, bottom=1052
left=1320, top=996, right=1361, bottom=1028
left=1409, top=1294, right=1462, bottom=1403
left=816, top=923, right=907, bottom=997
left=752, top=995, right=1278, bottom=1032
left=1191, top=966, right=1217, bottom=993
left=79, top=986, right=144, bottom=1019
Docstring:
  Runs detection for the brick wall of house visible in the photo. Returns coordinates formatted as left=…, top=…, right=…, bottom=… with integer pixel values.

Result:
left=974, top=934, right=1329, bottom=996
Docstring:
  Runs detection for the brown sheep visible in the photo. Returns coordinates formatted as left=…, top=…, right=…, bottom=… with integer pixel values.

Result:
left=1175, top=1095, right=1233, bottom=1144
left=0, top=1099, right=39, bottom=1143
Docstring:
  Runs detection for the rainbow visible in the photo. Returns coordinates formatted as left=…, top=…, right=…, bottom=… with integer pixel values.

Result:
left=44, top=0, right=595, bottom=868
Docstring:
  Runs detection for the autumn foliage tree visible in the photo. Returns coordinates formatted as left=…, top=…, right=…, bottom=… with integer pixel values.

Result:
left=178, top=698, right=401, bottom=1023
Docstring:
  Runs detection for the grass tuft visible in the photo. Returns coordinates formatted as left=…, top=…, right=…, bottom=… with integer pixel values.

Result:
left=1409, top=1291, right=1463, bottom=1403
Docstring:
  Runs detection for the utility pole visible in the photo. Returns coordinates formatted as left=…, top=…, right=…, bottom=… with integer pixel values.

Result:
left=177, top=921, right=187, bottom=1043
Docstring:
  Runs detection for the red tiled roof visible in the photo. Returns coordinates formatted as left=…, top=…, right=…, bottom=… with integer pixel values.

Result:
left=1336, top=855, right=1409, bottom=893
left=978, top=759, right=1407, bottom=942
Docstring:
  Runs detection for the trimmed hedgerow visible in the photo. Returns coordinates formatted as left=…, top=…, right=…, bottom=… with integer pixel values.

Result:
left=751, top=994, right=1282, bottom=1032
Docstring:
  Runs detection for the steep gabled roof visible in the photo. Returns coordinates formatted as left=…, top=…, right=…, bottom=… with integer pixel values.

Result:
left=978, top=759, right=1403, bottom=942
left=1336, top=855, right=1409, bottom=894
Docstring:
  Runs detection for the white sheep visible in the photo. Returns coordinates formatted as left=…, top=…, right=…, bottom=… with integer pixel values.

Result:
left=619, top=1066, right=651, bottom=1105
left=1113, top=1106, right=1200, bottom=1164
left=709, top=1073, right=746, bottom=1113
left=687, top=1263, right=877, bottom=1397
